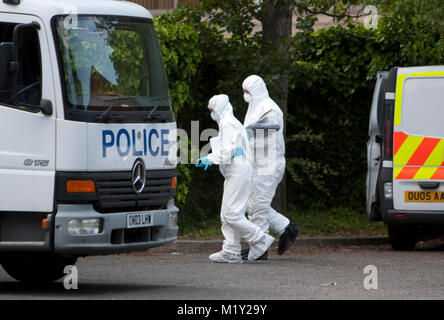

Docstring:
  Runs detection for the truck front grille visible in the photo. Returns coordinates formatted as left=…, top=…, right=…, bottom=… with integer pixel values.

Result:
left=95, top=171, right=173, bottom=211
left=56, top=169, right=176, bottom=213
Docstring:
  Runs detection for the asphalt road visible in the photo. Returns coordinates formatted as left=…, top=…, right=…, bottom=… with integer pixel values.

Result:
left=0, top=241, right=442, bottom=300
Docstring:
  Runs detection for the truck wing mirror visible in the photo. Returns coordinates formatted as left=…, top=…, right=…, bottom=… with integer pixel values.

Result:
left=0, top=42, right=15, bottom=90
left=38, top=99, right=53, bottom=116
left=17, top=98, right=53, bottom=116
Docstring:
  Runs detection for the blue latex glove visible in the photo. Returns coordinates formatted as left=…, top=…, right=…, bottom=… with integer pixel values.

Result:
left=196, top=157, right=213, bottom=171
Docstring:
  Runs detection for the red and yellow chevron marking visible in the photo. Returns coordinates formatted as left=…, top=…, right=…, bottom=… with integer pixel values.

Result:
left=394, top=132, right=444, bottom=180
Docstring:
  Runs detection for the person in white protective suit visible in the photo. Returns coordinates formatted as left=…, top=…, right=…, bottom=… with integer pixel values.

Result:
left=196, top=94, right=275, bottom=263
left=241, top=75, right=300, bottom=260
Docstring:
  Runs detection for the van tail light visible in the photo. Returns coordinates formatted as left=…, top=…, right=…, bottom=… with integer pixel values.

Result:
left=384, top=120, right=393, bottom=159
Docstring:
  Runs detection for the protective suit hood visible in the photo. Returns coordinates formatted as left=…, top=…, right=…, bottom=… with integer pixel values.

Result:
left=207, top=94, right=252, bottom=166
left=209, top=94, right=233, bottom=123
left=242, top=75, right=269, bottom=101
left=242, top=75, right=274, bottom=127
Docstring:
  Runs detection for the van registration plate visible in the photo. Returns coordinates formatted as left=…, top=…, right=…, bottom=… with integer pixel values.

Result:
left=405, top=191, right=444, bottom=202
left=127, top=212, right=152, bottom=229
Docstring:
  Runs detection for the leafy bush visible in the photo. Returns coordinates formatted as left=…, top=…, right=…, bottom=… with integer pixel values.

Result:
left=288, top=24, right=377, bottom=209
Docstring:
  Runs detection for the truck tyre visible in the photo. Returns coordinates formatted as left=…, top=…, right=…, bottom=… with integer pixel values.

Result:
left=1, top=253, right=77, bottom=283
left=388, top=226, right=418, bottom=251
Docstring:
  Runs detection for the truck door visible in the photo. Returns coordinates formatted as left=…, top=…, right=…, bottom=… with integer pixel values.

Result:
left=0, top=15, right=56, bottom=212
left=366, top=72, right=388, bottom=220
left=392, top=67, right=444, bottom=211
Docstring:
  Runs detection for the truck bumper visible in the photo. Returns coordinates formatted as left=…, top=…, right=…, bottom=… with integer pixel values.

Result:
left=53, top=200, right=178, bottom=255
left=385, top=209, right=444, bottom=226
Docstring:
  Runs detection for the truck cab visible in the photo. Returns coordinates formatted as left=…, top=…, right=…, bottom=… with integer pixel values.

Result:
left=0, top=0, right=178, bottom=282
left=367, top=66, right=444, bottom=250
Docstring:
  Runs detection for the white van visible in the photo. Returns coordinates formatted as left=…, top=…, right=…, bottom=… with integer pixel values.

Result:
left=0, top=0, right=178, bottom=282
left=367, top=66, right=444, bottom=250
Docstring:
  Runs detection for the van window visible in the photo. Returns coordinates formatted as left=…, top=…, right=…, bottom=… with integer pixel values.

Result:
left=376, top=76, right=388, bottom=129
left=0, top=22, right=42, bottom=109
left=402, top=77, right=444, bottom=138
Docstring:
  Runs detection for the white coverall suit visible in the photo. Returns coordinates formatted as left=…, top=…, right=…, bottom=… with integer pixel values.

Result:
left=242, top=75, right=290, bottom=236
left=206, top=95, right=274, bottom=260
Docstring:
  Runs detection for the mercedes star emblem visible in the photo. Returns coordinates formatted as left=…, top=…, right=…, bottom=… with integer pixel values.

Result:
left=131, top=159, right=146, bottom=194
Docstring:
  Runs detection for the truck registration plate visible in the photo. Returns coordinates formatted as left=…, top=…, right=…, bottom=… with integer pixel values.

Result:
left=127, top=212, right=152, bottom=229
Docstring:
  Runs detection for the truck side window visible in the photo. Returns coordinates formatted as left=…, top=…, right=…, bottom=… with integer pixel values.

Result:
left=16, top=27, right=42, bottom=107
left=0, top=22, right=15, bottom=105
left=0, top=22, right=42, bottom=108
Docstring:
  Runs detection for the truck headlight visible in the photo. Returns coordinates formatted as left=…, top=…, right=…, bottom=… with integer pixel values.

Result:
left=384, top=182, right=393, bottom=199
left=68, top=218, right=103, bottom=235
left=169, top=213, right=177, bottom=228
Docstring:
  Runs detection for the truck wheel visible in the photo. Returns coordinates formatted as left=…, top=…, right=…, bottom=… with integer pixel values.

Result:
left=1, top=253, right=77, bottom=283
left=388, top=226, right=418, bottom=251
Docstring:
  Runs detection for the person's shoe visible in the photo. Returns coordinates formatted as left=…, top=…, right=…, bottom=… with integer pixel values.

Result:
left=209, top=251, right=242, bottom=264
left=241, top=247, right=268, bottom=261
left=278, top=223, right=300, bottom=255
left=248, top=234, right=274, bottom=261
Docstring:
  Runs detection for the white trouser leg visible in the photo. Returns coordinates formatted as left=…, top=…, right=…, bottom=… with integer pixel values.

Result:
left=268, top=207, right=290, bottom=235
left=247, top=162, right=289, bottom=235
left=221, top=222, right=242, bottom=255
left=221, top=161, right=264, bottom=254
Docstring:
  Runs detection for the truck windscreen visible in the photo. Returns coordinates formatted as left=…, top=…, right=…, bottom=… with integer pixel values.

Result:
left=53, top=16, right=172, bottom=123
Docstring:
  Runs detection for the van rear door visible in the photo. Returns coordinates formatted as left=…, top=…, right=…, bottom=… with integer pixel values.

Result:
left=366, top=71, right=388, bottom=220
left=392, top=67, right=444, bottom=211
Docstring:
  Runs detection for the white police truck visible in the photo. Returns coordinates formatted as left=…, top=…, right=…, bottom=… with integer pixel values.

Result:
left=0, top=0, right=178, bottom=282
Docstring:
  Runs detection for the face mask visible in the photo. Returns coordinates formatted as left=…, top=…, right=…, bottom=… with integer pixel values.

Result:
left=211, top=111, right=219, bottom=122
left=243, top=93, right=252, bottom=103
